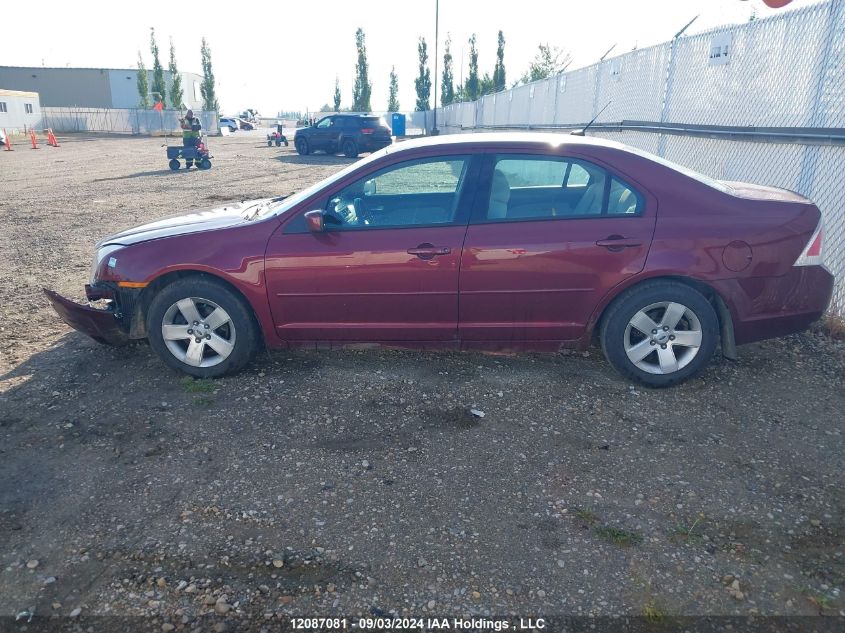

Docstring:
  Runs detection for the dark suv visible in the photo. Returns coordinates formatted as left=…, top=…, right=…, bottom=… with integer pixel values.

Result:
left=294, top=114, right=392, bottom=158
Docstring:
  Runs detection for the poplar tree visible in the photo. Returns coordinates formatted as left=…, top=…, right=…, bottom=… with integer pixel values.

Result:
left=388, top=66, right=400, bottom=112
left=168, top=38, right=184, bottom=109
left=200, top=37, right=220, bottom=111
left=441, top=35, right=454, bottom=105
left=136, top=52, right=150, bottom=108
left=414, top=37, right=431, bottom=111
left=150, top=28, right=166, bottom=106
left=352, top=28, right=372, bottom=112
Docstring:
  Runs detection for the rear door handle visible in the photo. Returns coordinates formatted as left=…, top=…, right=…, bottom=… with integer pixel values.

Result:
left=596, top=236, right=642, bottom=250
left=407, top=244, right=451, bottom=259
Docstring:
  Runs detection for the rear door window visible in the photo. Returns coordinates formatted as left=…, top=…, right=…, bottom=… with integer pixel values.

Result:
left=479, top=155, right=643, bottom=222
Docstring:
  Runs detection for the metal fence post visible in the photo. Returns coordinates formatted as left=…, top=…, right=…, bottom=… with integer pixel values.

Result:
left=657, top=38, right=678, bottom=158
left=797, top=0, right=843, bottom=194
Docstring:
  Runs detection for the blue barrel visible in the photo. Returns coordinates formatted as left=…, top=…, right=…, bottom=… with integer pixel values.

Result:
left=391, top=113, right=406, bottom=136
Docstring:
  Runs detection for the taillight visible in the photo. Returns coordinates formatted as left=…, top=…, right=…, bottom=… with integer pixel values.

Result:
left=361, top=128, right=374, bottom=134
left=794, top=221, right=824, bottom=266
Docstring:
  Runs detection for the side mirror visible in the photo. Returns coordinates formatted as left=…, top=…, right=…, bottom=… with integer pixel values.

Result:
left=363, top=179, right=377, bottom=196
left=304, top=209, right=324, bottom=232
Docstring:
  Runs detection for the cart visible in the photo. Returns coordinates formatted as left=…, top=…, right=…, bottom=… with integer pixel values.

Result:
left=167, top=143, right=212, bottom=170
left=266, top=122, right=289, bottom=147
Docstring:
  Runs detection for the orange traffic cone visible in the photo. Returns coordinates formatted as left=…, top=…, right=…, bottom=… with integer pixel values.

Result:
left=47, top=128, right=59, bottom=147
left=2, top=129, right=11, bottom=151
left=30, top=129, right=39, bottom=149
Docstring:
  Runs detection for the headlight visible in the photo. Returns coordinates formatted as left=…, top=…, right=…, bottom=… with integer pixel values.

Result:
left=90, top=244, right=123, bottom=283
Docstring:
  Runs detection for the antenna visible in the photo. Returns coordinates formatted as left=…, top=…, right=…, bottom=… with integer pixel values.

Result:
left=599, top=44, right=617, bottom=62
left=571, top=101, right=611, bottom=136
left=674, top=15, right=699, bottom=40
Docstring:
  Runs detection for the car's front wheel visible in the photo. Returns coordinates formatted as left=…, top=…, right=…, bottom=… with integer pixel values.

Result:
left=295, top=137, right=309, bottom=155
left=600, top=281, right=718, bottom=387
left=146, top=277, right=260, bottom=378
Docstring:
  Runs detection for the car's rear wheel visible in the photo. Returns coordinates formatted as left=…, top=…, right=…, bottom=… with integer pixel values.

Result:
left=146, top=277, right=259, bottom=378
left=295, top=137, right=309, bottom=155
left=343, top=139, right=359, bottom=158
left=600, top=281, right=718, bottom=387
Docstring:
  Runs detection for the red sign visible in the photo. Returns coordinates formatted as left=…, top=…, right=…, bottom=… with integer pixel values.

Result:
left=153, top=101, right=164, bottom=112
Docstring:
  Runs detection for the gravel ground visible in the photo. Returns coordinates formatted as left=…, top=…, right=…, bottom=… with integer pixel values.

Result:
left=1, top=130, right=844, bottom=628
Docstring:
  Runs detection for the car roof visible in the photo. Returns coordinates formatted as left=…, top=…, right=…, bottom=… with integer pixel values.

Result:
left=384, top=131, right=627, bottom=155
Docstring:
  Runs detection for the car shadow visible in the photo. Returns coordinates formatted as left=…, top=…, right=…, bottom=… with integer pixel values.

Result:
left=275, top=154, right=354, bottom=166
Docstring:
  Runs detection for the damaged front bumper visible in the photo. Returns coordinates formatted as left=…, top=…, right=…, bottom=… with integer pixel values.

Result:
left=43, top=284, right=134, bottom=346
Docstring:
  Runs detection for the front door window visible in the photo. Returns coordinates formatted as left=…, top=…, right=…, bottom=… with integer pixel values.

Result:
left=324, top=157, right=470, bottom=229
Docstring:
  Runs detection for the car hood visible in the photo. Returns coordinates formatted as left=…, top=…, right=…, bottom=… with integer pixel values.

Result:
left=99, top=198, right=275, bottom=247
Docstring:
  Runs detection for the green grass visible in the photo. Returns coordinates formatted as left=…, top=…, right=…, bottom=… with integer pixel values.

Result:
left=181, top=377, right=215, bottom=393
left=594, top=525, right=643, bottom=546
left=642, top=599, right=666, bottom=621
left=574, top=507, right=599, bottom=525
left=804, top=588, right=835, bottom=610
left=671, top=513, right=705, bottom=544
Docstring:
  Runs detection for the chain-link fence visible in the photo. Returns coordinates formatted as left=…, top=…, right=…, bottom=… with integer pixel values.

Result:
left=41, top=108, right=219, bottom=136
left=435, top=0, right=845, bottom=316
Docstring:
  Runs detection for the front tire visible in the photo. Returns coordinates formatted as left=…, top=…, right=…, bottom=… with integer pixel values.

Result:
left=168, top=158, right=180, bottom=171
left=146, top=277, right=260, bottom=378
left=295, top=137, right=310, bottom=155
left=343, top=139, right=359, bottom=158
left=600, top=281, right=718, bottom=387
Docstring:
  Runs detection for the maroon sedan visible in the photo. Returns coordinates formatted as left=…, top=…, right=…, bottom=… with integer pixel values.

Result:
left=45, top=133, right=832, bottom=386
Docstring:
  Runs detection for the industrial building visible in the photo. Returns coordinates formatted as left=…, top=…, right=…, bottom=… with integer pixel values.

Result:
left=0, top=66, right=204, bottom=110
left=0, top=89, right=42, bottom=133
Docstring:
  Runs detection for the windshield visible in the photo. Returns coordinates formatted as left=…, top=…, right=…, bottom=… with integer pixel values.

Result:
left=622, top=145, right=733, bottom=194
left=251, top=149, right=391, bottom=220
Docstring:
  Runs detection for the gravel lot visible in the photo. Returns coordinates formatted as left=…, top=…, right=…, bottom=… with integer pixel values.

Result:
left=1, top=130, right=844, bottom=627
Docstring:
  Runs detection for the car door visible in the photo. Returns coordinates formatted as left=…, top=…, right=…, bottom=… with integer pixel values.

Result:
left=459, top=152, right=657, bottom=345
left=310, top=116, right=335, bottom=150
left=264, top=154, right=480, bottom=343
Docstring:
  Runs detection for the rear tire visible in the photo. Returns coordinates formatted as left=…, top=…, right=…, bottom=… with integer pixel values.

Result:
left=168, top=158, right=180, bottom=171
left=600, top=281, right=718, bottom=387
left=146, top=277, right=260, bottom=378
left=295, top=137, right=310, bottom=155
left=199, top=158, right=212, bottom=170
left=343, top=139, right=359, bottom=158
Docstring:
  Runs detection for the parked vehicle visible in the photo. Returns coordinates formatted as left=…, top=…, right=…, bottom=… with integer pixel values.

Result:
left=45, top=133, right=832, bottom=386
left=237, top=119, right=255, bottom=131
left=219, top=118, right=238, bottom=132
left=294, top=114, right=392, bottom=158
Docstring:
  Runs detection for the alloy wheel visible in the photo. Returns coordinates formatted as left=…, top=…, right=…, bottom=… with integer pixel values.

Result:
left=623, top=301, right=702, bottom=375
left=161, top=297, right=236, bottom=368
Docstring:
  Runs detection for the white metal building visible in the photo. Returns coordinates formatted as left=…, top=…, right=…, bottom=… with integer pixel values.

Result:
left=0, top=89, right=42, bottom=134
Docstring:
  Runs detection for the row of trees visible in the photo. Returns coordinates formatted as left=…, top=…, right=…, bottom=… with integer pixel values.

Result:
left=330, top=29, right=571, bottom=113
left=136, top=28, right=219, bottom=112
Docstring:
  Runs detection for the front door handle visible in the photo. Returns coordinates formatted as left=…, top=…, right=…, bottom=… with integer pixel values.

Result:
left=596, top=235, right=642, bottom=251
left=407, top=243, right=451, bottom=260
